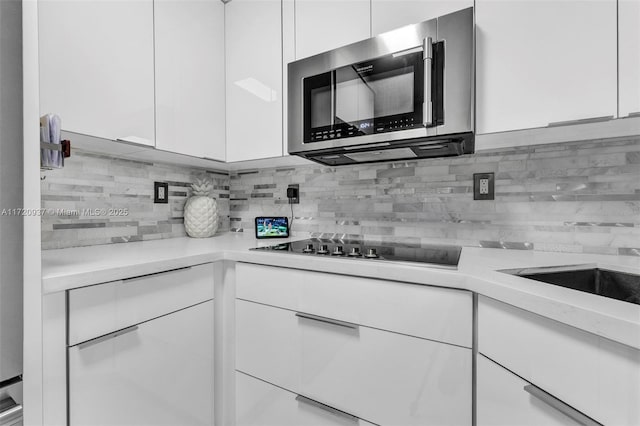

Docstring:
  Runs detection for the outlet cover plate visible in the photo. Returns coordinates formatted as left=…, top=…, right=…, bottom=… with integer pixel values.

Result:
left=473, top=173, right=495, bottom=200
left=154, top=182, right=169, bottom=204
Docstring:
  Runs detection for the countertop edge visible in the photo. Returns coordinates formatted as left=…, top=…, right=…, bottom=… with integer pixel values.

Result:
left=41, top=236, right=640, bottom=350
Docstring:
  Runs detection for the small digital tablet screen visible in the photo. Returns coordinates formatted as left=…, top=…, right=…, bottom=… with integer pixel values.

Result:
left=255, top=217, right=289, bottom=239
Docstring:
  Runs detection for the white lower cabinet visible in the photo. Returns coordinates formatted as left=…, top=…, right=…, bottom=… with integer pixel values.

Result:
left=68, top=300, right=214, bottom=426
left=235, top=263, right=472, bottom=348
left=477, top=354, right=584, bottom=426
left=237, top=371, right=377, bottom=426
left=478, top=295, right=640, bottom=425
left=236, top=297, right=471, bottom=426
left=68, top=263, right=214, bottom=346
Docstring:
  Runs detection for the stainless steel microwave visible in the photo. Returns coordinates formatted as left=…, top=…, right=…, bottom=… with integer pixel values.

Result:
left=288, top=7, right=474, bottom=166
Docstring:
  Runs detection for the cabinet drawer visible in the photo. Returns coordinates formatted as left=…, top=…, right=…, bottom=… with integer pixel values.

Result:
left=237, top=371, right=376, bottom=426
left=237, top=299, right=471, bottom=426
left=478, top=296, right=640, bottom=425
left=236, top=263, right=472, bottom=347
left=478, top=354, right=587, bottom=426
left=69, top=301, right=214, bottom=426
left=69, top=263, right=214, bottom=345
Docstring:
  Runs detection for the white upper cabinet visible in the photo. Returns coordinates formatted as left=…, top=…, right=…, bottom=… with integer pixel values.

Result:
left=371, top=0, right=472, bottom=36
left=154, top=0, right=226, bottom=160
left=476, top=0, right=618, bottom=134
left=39, top=0, right=155, bottom=145
left=619, top=0, right=640, bottom=118
left=225, top=0, right=283, bottom=162
left=294, top=0, right=371, bottom=60
left=282, top=0, right=296, bottom=156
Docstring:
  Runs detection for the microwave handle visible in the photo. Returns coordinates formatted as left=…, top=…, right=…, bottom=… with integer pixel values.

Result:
left=423, top=36, right=433, bottom=127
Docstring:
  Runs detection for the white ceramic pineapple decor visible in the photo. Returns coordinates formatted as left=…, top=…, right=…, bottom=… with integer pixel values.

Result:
left=184, top=178, right=219, bottom=238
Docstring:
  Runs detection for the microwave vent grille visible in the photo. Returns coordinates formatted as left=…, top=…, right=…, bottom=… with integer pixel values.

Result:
left=343, top=147, right=417, bottom=163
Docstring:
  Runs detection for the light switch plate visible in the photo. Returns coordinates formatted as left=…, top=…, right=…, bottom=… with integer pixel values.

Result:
left=154, top=182, right=169, bottom=204
left=473, top=173, right=495, bottom=200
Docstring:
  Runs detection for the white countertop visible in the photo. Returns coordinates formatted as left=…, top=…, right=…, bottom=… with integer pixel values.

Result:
left=42, top=233, right=640, bottom=350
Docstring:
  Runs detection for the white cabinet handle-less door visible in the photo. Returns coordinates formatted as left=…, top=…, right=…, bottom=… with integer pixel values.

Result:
left=154, top=0, right=226, bottom=160
left=619, top=0, right=640, bottom=118
left=371, top=0, right=472, bottom=36
left=476, top=0, right=617, bottom=134
left=225, top=0, right=284, bottom=162
left=38, top=0, right=155, bottom=145
left=68, top=301, right=214, bottom=426
left=294, top=0, right=371, bottom=60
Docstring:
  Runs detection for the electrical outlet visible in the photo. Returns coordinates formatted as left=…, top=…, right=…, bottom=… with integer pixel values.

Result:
left=154, top=182, right=169, bottom=204
left=479, top=178, right=489, bottom=195
left=473, top=173, right=495, bottom=200
left=287, top=184, right=300, bottom=204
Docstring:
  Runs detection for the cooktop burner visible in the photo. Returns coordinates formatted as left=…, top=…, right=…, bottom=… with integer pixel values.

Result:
left=250, top=238, right=462, bottom=268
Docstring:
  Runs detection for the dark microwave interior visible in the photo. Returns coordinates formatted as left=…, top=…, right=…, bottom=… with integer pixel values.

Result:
left=302, top=45, right=444, bottom=144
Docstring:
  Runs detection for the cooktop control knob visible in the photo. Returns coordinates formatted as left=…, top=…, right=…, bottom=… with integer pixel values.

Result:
left=365, top=248, right=378, bottom=258
left=317, top=244, right=329, bottom=254
left=348, top=247, right=362, bottom=257
left=331, top=246, right=344, bottom=256
left=302, top=244, right=315, bottom=253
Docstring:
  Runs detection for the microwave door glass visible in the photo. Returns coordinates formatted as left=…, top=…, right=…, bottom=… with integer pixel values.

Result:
left=369, top=69, right=415, bottom=119
left=310, top=86, right=332, bottom=129
left=303, top=51, right=424, bottom=143
left=335, top=67, right=375, bottom=134
left=308, top=71, right=376, bottom=136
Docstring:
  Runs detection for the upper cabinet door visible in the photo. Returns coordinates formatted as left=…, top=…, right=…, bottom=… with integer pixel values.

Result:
left=619, top=0, right=640, bottom=118
left=225, top=0, right=283, bottom=162
left=39, top=0, right=155, bottom=145
left=476, top=0, right=618, bottom=134
left=282, top=0, right=296, bottom=156
left=371, top=0, right=472, bottom=36
left=155, top=0, right=226, bottom=160
left=294, top=0, right=371, bottom=59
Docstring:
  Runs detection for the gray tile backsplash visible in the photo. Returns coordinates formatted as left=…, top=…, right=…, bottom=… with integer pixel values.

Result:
left=42, top=136, right=640, bottom=255
left=41, top=150, right=230, bottom=249
left=230, top=136, right=640, bottom=256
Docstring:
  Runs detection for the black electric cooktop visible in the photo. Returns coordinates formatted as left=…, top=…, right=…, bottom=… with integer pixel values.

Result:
left=250, top=238, right=462, bottom=269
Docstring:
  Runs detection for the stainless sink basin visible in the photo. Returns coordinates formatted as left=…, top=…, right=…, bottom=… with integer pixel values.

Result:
left=502, top=264, right=640, bottom=305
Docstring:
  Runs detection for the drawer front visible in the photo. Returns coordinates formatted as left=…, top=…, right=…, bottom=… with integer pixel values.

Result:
left=478, top=355, right=584, bottom=426
left=69, top=301, right=214, bottom=426
left=478, top=296, right=640, bottom=426
left=236, top=262, right=472, bottom=347
left=237, top=372, right=377, bottom=426
left=0, top=380, right=23, bottom=426
left=69, top=263, right=214, bottom=345
left=237, top=299, right=471, bottom=426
